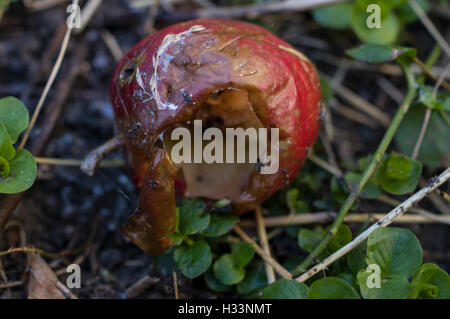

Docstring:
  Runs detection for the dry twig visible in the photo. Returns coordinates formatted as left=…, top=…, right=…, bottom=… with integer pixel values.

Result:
left=233, top=225, right=292, bottom=280
left=255, top=206, right=275, bottom=284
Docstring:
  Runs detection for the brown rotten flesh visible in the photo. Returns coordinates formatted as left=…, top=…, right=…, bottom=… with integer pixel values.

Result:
left=108, top=19, right=323, bottom=255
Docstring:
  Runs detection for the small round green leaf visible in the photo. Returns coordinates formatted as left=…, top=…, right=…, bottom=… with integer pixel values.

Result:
left=312, top=2, right=352, bottom=29
left=385, top=153, right=412, bottom=180
left=409, top=263, right=450, bottom=299
left=0, top=121, right=15, bottom=161
left=327, top=224, right=352, bottom=253
left=308, top=277, right=360, bottom=299
left=213, top=254, right=245, bottom=286
left=0, top=149, right=37, bottom=194
left=204, top=269, right=231, bottom=293
left=378, top=155, right=422, bottom=195
left=0, top=97, right=29, bottom=143
left=298, top=228, right=324, bottom=253
left=259, top=279, right=308, bottom=299
left=366, top=227, right=422, bottom=277
left=345, top=172, right=381, bottom=199
left=231, top=242, right=255, bottom=268
left=351, top=6, right=399, bottom=45
left=237, top=267, right=268, bottom=295
left=173, top=240, right=212, bottom=279
left=357, top=270, right=412, bottom=299
left=347, top=242, right=368, bottom=276
left=395, top=105, right=449, bottom=169
left=0, top=156, right=10, bottom=177
left=178, top=199, right=210, bottom=235
left=202, top=213, right=239, bottom=237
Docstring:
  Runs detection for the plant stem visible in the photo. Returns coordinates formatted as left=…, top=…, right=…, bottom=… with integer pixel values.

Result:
left=291, top=64, right=417, bottom=277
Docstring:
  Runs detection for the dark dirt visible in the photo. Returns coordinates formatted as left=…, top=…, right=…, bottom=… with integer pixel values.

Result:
left=0, top=0, right=448, bottom=299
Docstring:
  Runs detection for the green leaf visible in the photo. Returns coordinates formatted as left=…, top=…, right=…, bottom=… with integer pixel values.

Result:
left=0, top=97, right=29, bottom=143
left=173, top=240, right=212, bottom=279
left=298, top=228, right=323, bottom=253
left=204, top=269, right=231, bottom=292
left=328, top=224, right=352, bottom=253
left=418, top=85, right=443, bottom=110
left=377, top=153, right=422, bottom=195
left=337, top=273, right=358, bottom=289
left=357, top=270, right=412, bottom=299
left=409, top=263, right=450, bottom=299
left=0, top=121, right=15, bottom=161
left=346, top=44, right=417, bottom=64
left=366, top=227, right=422, bottom=277
left=350, top=4, right=399, bottom=45
left=237, top=266, right=268, bottom=295
left=308, top=277, right=360, bottom=299
left=312, top=2, right=352, bottom=29
left=385, top=153, right=412, bottom=180
left=0, top=156, right=10, bottom=177
left=167, top=233, right=184, bottom=246
left=0, top=149, right=37, bottom=194
left=259, top=279, right=308, bottom=299
left=395, top=105, right=449, bottom=168
left=352, top=0, right=391, bottom=20
left=213, top=254, right=245, bottom=285
left=232, top=242, right=255, bottom=268
left=178, top=199, right=210, bottom=235
left=202, top=212, right=239, bottom=237
left=287, top=188, right=299, bottom=212
left=345, top=172, right=381, bottom=199
left=347, top=242, right=368, bottom=276
left=417, top=85, right=450, bottom=111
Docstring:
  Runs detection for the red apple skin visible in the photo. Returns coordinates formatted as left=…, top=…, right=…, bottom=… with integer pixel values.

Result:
left=110, top=19, right=323, bottom=255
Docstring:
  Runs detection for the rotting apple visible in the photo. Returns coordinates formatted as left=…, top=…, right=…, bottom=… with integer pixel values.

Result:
left=82, top=19, right=323, bottom=255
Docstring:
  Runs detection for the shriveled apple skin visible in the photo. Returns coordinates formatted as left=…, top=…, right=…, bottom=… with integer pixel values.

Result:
left=110, top=19, right=322, bottom=255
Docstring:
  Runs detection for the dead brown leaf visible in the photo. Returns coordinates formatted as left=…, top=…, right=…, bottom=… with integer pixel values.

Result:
left=27, top=254, right=75, bottom=299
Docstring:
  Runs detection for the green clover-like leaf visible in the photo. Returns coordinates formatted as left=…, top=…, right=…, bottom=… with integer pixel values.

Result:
left=173, top=240, right=212, bottom=279
left=0, top=121, right=15, bottom=161
left=298, top=228, right=324, bottom=253
left=357, top=270, right=412, bottom=299
left=0, top=149, right=37, bottom=194
left=312, top=2, right=352, bottom=29
left=0, top=96, right=29, bottom=143
left=178, top=198, right=209, bottom=235
left=202, top=212, right=239, bottom=237
left=259, top=279, right=308, bottom=299
left=350, top=3, right=400, bottom=45
left=204, top=269, right=231, bottom=293
left=345, top=172, right=381, bottom=199
left=327, top=224, right=352, bottom=253
left=395, top=105, right=449, bottom=168
left=366, top=227, right=423, bottom=277
left=237, top=265, right=268, bottom=295
left=213, top=254, right=245, bottom=286
left=377, top=153, right=422, bottom=195
left=347, top=242, right=368, bottom=276
left=409, top=263, right=450, bottom=299
left=308, top=277, right=360, bottom=299
left=0, top=156, right=10, bottom=177
left=231, top=242, right=255, bottom=269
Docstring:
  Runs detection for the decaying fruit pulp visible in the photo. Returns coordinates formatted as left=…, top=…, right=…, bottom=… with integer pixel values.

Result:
left=110, top=19, right=323, bottom=255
